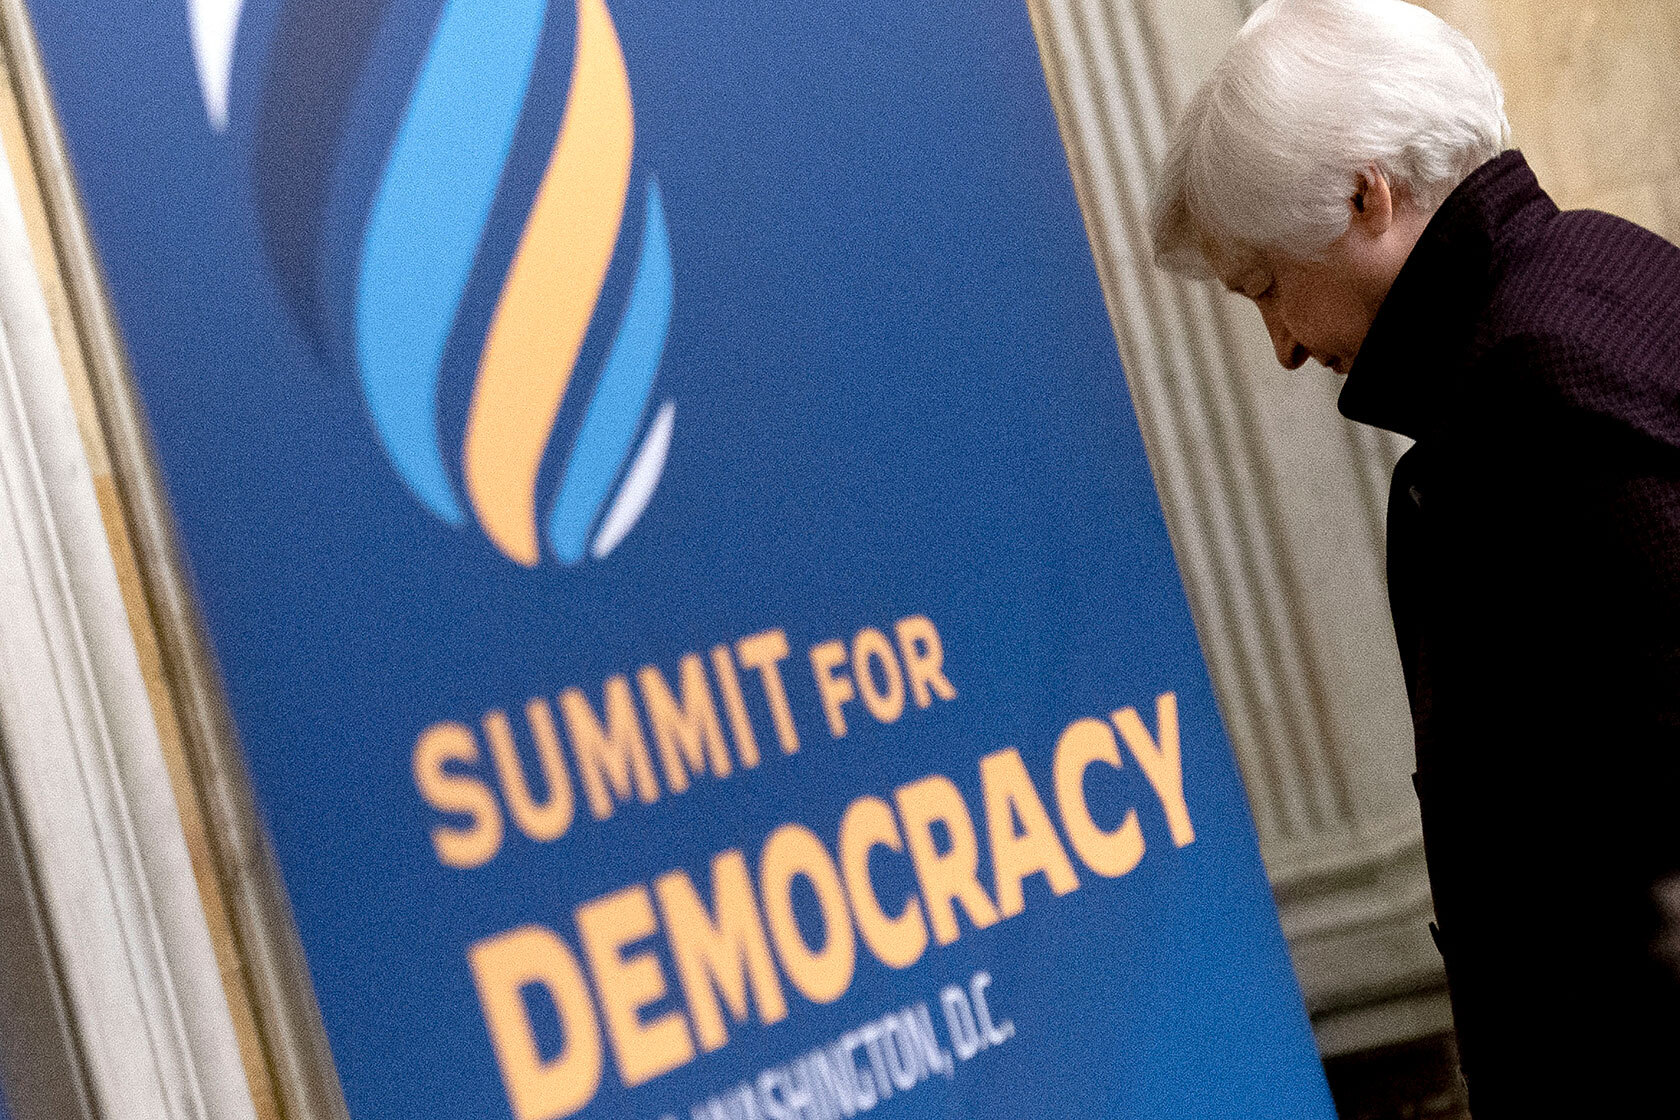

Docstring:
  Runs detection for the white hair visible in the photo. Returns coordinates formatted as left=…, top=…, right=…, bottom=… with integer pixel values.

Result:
left=1150, top=0, right=1510, bottom=277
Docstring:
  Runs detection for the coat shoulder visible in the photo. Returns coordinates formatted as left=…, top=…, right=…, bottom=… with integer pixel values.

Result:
left=1475, top=209, right=1680, bottom=456
left=1490, top=208, right=1680, bottom=344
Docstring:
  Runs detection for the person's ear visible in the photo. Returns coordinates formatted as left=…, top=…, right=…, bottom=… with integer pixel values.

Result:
left=1349, top=167, right=1395, bottom=236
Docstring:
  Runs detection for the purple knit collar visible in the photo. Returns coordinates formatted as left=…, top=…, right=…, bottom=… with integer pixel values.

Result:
left=1338, top=149, right=1558, bottom=441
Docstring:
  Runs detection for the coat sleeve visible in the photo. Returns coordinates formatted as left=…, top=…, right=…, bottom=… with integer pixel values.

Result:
left=1411, top=331, right=1680, bottom=1099
left=1460, top=328, right=1680, bottom=836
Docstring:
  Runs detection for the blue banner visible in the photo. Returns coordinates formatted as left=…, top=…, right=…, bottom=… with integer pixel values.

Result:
left=25, top=2, right=1334, bottom=1117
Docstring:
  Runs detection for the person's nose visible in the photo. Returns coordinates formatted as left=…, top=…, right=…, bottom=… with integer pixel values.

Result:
left=1259, top=304, right=1308, bottom=370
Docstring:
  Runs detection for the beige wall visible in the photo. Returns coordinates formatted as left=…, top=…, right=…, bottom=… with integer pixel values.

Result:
left=1426, top=0, right=1680, bottom=244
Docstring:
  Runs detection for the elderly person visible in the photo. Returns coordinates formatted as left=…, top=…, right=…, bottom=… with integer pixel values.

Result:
left=1151, top=0, right=1680, bottom=1115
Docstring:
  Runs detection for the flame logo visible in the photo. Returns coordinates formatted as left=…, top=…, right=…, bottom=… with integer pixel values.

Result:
left=236, top=0, right=676, bottom=567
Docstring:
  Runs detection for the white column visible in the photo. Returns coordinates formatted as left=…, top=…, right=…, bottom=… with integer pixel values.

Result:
left=1029, top=0, right=1450, bottom=1052
left=0, top=101, right=258, bottom=1120
left=0, top=4, right=348, bottom=1116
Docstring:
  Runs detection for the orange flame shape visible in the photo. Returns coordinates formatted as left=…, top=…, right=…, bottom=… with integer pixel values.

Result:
left=463, top=0, right=634, bottom=566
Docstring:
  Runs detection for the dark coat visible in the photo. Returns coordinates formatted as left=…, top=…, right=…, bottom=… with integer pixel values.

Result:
left=1340, top=150, right=1680, bottom=1118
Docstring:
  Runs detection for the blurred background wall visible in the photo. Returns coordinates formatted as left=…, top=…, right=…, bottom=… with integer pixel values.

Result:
left=1425, top=0, right=1680, bottom=245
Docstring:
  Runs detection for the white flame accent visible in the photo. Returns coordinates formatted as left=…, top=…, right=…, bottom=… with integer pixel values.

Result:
left=188, top=0, right=243, bottom=130
left=591, top=400, right=675, bottom=560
